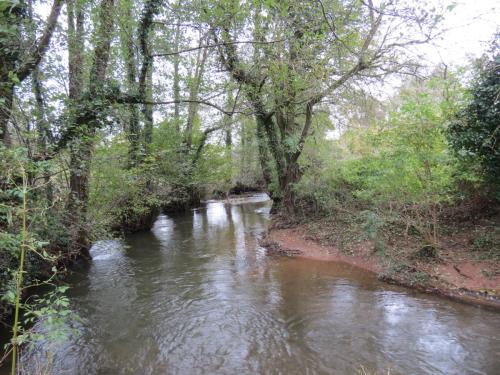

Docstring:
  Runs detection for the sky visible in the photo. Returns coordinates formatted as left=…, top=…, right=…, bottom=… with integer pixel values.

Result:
left=418, top=0, right=499, bottom=66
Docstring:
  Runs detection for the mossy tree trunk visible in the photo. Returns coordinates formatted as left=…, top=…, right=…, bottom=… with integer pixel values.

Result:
left=67, top=0, right=116, bottom=257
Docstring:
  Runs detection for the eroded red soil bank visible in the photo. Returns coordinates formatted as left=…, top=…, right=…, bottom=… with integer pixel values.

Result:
left=263, top=226, right=500, bottom=309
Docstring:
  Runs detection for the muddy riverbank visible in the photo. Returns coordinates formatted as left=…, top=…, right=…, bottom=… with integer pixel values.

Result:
left=263, top=225, right=500, bottom=309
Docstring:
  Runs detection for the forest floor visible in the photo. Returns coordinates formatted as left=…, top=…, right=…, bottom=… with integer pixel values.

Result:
left=262, top=213, right=500, bottom=309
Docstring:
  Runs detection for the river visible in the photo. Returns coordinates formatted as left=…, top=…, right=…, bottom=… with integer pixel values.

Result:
left=15, top=194, right=500, bottom=374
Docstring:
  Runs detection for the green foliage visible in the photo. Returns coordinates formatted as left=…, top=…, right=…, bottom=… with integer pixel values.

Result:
left=89, top=134, right=160, bottom=234
left=447, top=54, right=500, bottom=189
left=295, top=72, right=470, bottom=245
left=0, top=157, right=76, bottom=373
left=194, top=144, right=234, bottom=186
left=19, top=286, right=80, bottom=348
left=471, top=231, right=500, bottom=261
left=0, top=232, right=21, bottom=256
left=1, top=148, right=47, bottom=294
left=361, top=211, right=386, bottom=255
left=88, top=116, right=242, bottom=234
left=472, top=233, right=495, bottom=251
left=412, top=244, right=438, bottom=261
left=233, top=117, right=263, bottom=188
left=294, top=123, right=353, bottom=215
left=298, top=75, right=458, bottom=210
left=343, top=84, right=455, bottom=207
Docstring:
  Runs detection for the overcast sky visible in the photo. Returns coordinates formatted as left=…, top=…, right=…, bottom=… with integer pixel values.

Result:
left=419, top=0, right=499, bottom=66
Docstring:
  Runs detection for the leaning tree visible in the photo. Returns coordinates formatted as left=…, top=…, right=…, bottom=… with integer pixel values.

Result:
left=0, top=0, right=63, bottom=145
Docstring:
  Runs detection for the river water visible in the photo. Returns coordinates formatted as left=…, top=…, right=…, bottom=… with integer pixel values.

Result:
left=17, top=195, right=500, bottom=374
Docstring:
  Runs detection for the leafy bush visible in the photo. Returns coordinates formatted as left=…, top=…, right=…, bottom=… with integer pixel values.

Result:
left=447, top=54, right=500, bottom=190
left=296, top=75, right=463, bottom=245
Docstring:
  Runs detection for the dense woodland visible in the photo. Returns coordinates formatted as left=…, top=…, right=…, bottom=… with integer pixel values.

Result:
left=0, top=0, right=499, bottom=372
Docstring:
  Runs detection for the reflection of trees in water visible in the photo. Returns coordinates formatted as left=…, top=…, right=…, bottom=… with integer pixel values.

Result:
left=201, top=203, right=234, bottom=254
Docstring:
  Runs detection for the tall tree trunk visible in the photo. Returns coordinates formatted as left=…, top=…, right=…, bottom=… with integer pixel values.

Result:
left=119, top=0, right=140, bottom=168
left=172, top=14, right=181, bottom=132
left=251, top=2, right=272, bottom=191
left=0, top=0, right=23, bottom=146
left=0, top=86, right=13, bottom=145
left=184, top=35, right=209, bottom=149
left=255, top=117, right=272, bottom=188
left=67, top=0, right=86, bottom=254
left=0, top=0, right=63, bottom=146
left=67, top=0, right=115, bottom=256
left=281, top=160, right=302, bottom=215
left=138, top=0, right=161, bottom=156
left=224, top=89, right=234, bottom=148
left=143, top=64, right=154, bottom=152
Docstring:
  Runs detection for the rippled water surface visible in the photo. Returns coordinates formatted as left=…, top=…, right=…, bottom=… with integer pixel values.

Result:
left=18, top=195, right=500, bottom=374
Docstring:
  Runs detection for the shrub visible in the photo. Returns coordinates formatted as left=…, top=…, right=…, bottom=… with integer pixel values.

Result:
left=447, top=53, right=500, bottom=191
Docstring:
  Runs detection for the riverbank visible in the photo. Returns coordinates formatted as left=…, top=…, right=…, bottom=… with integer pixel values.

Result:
left=262, top=218, right=500, bottom=309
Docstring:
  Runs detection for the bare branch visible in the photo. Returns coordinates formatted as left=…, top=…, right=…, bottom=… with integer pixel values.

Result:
left=311, top=1, right=383, bottom=104
left=141, top=99, right=241, bottom=116
left=152, top=39, right=284, bottom=58
left=316, top=0, right=356, bottom=55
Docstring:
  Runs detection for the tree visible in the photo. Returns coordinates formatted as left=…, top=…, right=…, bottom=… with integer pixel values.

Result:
left=66, top=0, right=117, bottom=256
left=208, top=0, right=443, bottom=214
left=118, top=0, right=141, bottom=167
left=0, top=0, right=63, bottom=145
left=138, top=0, right=162, bottom=155
left=447, top=52, right=500, bottom=188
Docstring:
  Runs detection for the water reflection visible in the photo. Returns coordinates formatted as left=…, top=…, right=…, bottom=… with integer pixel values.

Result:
left=13, top=194, right=500, bottom=375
